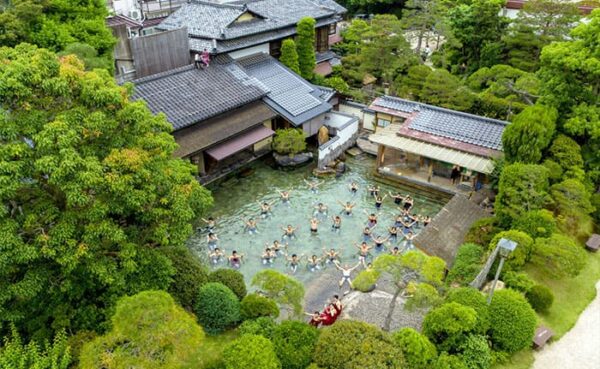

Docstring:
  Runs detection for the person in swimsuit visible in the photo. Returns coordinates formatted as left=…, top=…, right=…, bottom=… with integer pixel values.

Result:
left=338, top=200, right=355, bottom=216
left=322, top=248, right=341, bottom=265
left=307, top=254, right=323, bottom=272
left=304, top=179, right=323, bottom=194
left=403, top=231, right=416, bottom=251
left=257, top=200, right=276, bottom=219
left=309, top=217, right=320, bottom=235
left=269, top=240, right=286, bottom=255
left=374, top=194, right=387, bottom=210
left=354, top=242, right=373, bottom=267
left=278, top=189, right=292, bottom=205
left=305, top=311, right=323, bottom=327
left=348, top=182, right=359, bottom=194
left=243, top=217, right=259, bottom=234
left=281, top=224, right=298, bottom=241
left=371, top=234, right=390, bottom=253
left=331, top=215, right=342, bottom=233
left=403, top=195, right=414, bottom=211
left=208, top=247, right=225, bottom=266
left=388, top=226, right=399, bottom=243
left=206, top=232, right=219, bottom=251
left=199, top=217, right=216, bottom=232
left=285, top=253, right=303, bottom=274
left=261, top=247, right=275, bottom=265
left=423, top=215, right=432, bottom=227
left=389, top=191, right=404, bottom=206
left=367, top=185, right=380, bottom=198
left=313, top=202, right=328, bottom=217
left=363, top=211, right=378, bottom=228
left=228, top=250, right=244, bottom=269
left=334, top=261, right=361, bottom=288
left=362, top=226, right=374, bottom=242
left=390, top=246, right=400, bottom=256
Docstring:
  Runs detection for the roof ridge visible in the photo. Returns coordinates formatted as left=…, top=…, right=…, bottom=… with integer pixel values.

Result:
left=190, top=0, right=246, bottom=10
left=132, top=64, right=196, bottom=84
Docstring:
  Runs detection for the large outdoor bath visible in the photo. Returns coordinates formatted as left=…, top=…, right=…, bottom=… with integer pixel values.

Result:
left=187, top=155, right=446, bottom=285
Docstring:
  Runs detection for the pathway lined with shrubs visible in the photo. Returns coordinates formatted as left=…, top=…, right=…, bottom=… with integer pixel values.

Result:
left=533, top=281, right=600, bottom=369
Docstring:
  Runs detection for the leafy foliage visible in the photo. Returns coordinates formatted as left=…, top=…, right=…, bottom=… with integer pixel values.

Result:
left=352, top=268, right=381, bottom=292
left=160, top=246, right=209, bottom=311
left=525, top=284, right=554, bottom=313
left=435, top=353, right=468, bottom=369
left=272, top=129, right=307, bottom=156
left=446, top=243, right=484, bottom=286
left=280, top=39, right=300, bottom=74
left=550, top=179, right=594, bottom=238
left=488, top=230, right=534, bottom=271
left=323, top=76, right=350, bottom=94
left=209, top=269, right=247, bottom=301
left=238, top=317, right=277, bottom=339
left=502, top=271, right=535, bottom=293
left=313, top=320, right=404, bottom=369
left=457, top=334, right=492, bottom=369
left=512, top=210, right=556, bottom=239
left=464, top=217, right=503, bottom=247
left=548, top=135, right=585, bottom=181
left=531, top=233, right=587, bottom=278
left=296, top=17, right=316, bottom=80
left=240, top=293, right=280, bottom=321
left=392, top=328, right=437, bottom=369
left=252, top=270, right=305, bottom=316
left=421, top=69, right=475, bottom=112
left=223, top=334, right=281, bottom=369
left=272, top=321, right=320, bottom=369
left=393, top=64, right=433, bottom=100
left=422, top=302, right=478, bottom=352
left=79, top=291, right=205, bottom=368
left=446, top=288, right=490, bottom=335
left=195, top=283, right=241, bottom=335
left=0, top=326, right=71, bottom=369
left=502, top=105, right=557, bottom=164
left=0, top=45, right=212, bottom=338
left=488, top=289, right=537, bottom=353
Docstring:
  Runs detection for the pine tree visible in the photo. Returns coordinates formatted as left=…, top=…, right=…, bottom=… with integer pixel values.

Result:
left=279, top=38, right=300, bottom=74
left=296, top=17, right=316, bottom=80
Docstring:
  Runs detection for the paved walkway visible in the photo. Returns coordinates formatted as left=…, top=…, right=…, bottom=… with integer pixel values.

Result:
left=532, top=281, right=600, bottom=369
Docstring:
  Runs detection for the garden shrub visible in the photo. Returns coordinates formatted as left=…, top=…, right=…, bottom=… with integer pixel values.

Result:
left=511, top=209, right=556, bottom=239
left=209, top=269, right=247, bottom=300
left=422, top=302, right=478, bottom=352
left=541, top=159, right=563, bottom=183
left=313, top=320, right=404, bottom=369
left=435, top=353, right=468, bottom=369
left=548, top=134, right=584, bottom=179
left=464, top=217, right=503, bottom=247
left=446, top=288, right=490, bottom=335
left=458, top=335, right=492, bottom=369
left=272, top=128, right=307, bottom=156
left=404, top=282, right=443, bottom=311
left=531, top=233, right=587, bottom=278
left=195, top=283, right=241, bottom=335
left=159, top=246, right=208, bottom=310
left=238, top=317, right=277, bottom=339
left=501, top=271, right=534, bottom=293
left=550, top=179, right=594, bottom=239
left=240, top=293, right=280, bottom=320
left=525, top=285, right=554, bottom=313
left=447, top=243, right=484, bottom=286
left=252, top=270, right=305, bottom=315
left=392, top=328, right=437, bottom=369
left=352, top=269, right=380, bottom=292
left=272, top=321, right=320, bottom=369
left=488, top=289, right=537, bottom=353
left=223, top=334, right=281, bottom=369
left=488, top=230, right=534, bottom=271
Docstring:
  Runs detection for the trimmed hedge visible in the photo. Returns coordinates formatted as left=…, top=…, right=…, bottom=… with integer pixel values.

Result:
left=458, top=335, right=492, bottom=369
left=195, top=283, right=241, bottom=335
left=392, top=328, right=437, bottom=369
left=223, top=334, right=281, bottom=369
left=526, top=284, right=554, bottom=313
left=159, top=246, right=209, bottom=311
left=238, top=317, right=277, bottom=339
left=446, top=288, right=490, bottom=335
left=272, top=321, right=320, bottom=369
left=447, top=243, right=484, bottom=286
left=240, top=293, right=279, bottom=320
left=422, top=302, right=478, bottom=352
left=209, top=269, right=247, bottom=300
left=488, top=289, right=536, bottom=353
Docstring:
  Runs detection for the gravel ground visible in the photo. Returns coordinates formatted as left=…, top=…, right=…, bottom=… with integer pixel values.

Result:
left=532, top=280, right=600, bottom=369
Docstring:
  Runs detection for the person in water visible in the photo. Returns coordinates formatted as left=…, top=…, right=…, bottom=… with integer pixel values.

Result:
left=363, top=211, right=378, bottom=228
left=243, top=217, right=259, bottom=234
left=331, top=215, right=342, bottom=233
left=338, top=200, right=355, bottom=216
left=228, top=250, right=244, bottom=269
left=334, top=261, right=361, bottom=289
left=281, top=224, right=298, bottom=241
left=371, top=234, right=390, bottom=252
left=390, top=246, right=400, bottom=256
left=322, top=247, right=341, bottom=265
left=305, top=311, right=323, bottom=327
left=307, top=254, right=323, bottom=272
left=208, top=247, right=225, bottom=266
left=355, top=242, right=373, bottom=267
left=374, top=194, right=387, bottom=210
left=367, top=184, right=380, bottom=198
left=309, top=217, right=320, bottom=235
left=277, top=189, right=293, bottom=204
left=388, top=226, right=399, bottom=243
left=206, top=232, right=219, bottom=251
left=268, top=240, right=286, bottom=255
left=304, top=179, right=323, bottom=194
left=199, top=217, right=216, bottom=232
left=257, top=200, right=276, bottom=218
left=362, top=226, right=374, bottom=242
left=284, top=253, right=303, bottom=274
left=261, top=247, right=276, bottom=265
left=403, top=195, right=414, bottom=211
left=403, top=231, right=416, bottom=251
left=313, top=202, right=328, bottom=217
left=389, top=191, right=405, bottom=205
left=348, top=181, right=359, bottom=194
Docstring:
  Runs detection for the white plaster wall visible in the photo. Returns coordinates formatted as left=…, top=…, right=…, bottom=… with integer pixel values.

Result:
left=228, top=44, right=270, bottom=60
left=338, top=102, right=376, bottom=131
left=111, top=0, right=139, bottom=17
left=318, top=112, right=359, bottom=164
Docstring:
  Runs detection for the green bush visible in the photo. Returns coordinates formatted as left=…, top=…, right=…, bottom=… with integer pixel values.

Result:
left=435, top=353, right=468, bottom=369
left=526, top=284, right=554, bottom=313
left=502, top=271, right=535, bottom=293
left=458, top=335, right=492, bottom=369
left=223, top=334, right=281, bottom=369
left=238, top=317, right=277, bottom=339
left=209, top=269, right=247, bottom=300
left=488, top=289, right=537, bottom=353
left=422, top=302, right=478, bottom=352
left=464, top=217, right=503, bottom=247
left=313, top=320, right=404, bottom=369
left=531, top=233, right=587, bottom=278
left=252, top=270, right=305, bottom=316
left=549, top=134, right=585, bottom=180
left=550, top=179, right=594, bottom=239
left=297, top=17, right=317, bottom=79
left=195, top=283, right=241, bottom=335
left=272, top=321, right=320, bottom=369
left=541, top=159, right=563, bottom=183
left=272, top=128, right=307, bottom=156
left=160, top=246, right=209, bottom=310
left=392, top=328, right=437, bottom=369
left=279, top=38, right=300, bottom=74
left=488, top=230, right=534, bottom=271
left=446, top=288, right=490, bottom=335
left=0, top=326, right=71, bottom=369
left=512, top=210, right=556, bottom=239
left=352, top=269, right=380, bottom=292
left=447, top=243, right=484, bottom=286
left=240, top=293, right=280, bottom=320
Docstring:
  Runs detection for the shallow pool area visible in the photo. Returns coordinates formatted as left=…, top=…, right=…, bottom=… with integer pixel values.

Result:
left=187, top=155, right=446, bottom=285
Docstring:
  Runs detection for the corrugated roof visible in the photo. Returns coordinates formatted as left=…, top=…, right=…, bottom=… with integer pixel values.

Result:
left=106, top=15, right=143, bottom=28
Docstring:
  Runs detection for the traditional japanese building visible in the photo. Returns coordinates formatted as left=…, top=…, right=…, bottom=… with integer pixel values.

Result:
left=368, top=96, right=509, bottom=193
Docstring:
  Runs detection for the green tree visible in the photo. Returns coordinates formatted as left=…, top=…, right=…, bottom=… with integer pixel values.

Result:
left=238, top=317, right=277, bottom=339
left=550, top=179, right=594, bottom=237
left=0, top=326, right=71, bottom=369
left=195, top=283, right=241, bottom=335
left=252, top=270, right=305, bottom=315
left=531, top=233, right=587, bottom=278
left=79, top=291, right=205, bottom=368
left=240, top=293, right=280, bottom=321
left=392, top=328, right=437, bottom=369
left=446, top=243, right=485, bottom=286
left=223, top=334, right=281, bottom=369
left=495, top=163, right=550, bottom=224
left=401, top=0, right=446, bottom=53
left=512, top=209, right=556, bottom=239
left=488, top=230, right=534, bottom=271
left=58, top=42, right=113, bottom=71
left=393, top=64, right=433, bottom=100
left=548, top=135, right=585, bottom=181
left=280, top=39, right=301, bottom=74
left=0, top=45, right=212, bottom=338
left=435, top=353, right=468, bottom=369
left=272, top=128, right=307, bottom=156
left=464, top=217, right=503, bottom=247
left=296, top=17, right=316, bottom=80
left=422, top=302, right=478, bottom=352
left=272, top=321, right=320, bottom=369
left=313, top=320, right=404, bottom=369
left=208, top=269, right=247, bottom=301
left=160, top=246, right=209, bottom=311
left=488, top=289, right=537, bottom=353
left=501, top=105, right=557, bottom=163
left=446, top=288, right=490, bottom=335
left=323, top=76, right=350, bottom=94
left=337, top=19, right=370, bottom=55
left=421, top=69, right=474, bottom=112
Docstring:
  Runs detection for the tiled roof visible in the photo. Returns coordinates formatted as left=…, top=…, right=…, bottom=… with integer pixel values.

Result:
left=237, top=53, right=331, bottom=126
left=132, top=62, right=267, bottom=130
left=106, top=15, right=143, bottom=28
left=314, top=85, right=336, bottom=102
left=371, top=96, right=509, bottom=151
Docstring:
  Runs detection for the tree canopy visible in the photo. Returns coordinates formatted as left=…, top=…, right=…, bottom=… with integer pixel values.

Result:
left=280, top=39, right=301, bottom=75
left=296, top=17, right=317, bottom=80
left=0, top=45, right=213, bottom=338
left=502, top=104, right=557, bottom=164
left=252, top=270, right=305, bottom=315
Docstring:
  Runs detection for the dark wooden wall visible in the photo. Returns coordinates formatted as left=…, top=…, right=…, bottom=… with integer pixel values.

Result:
left=130, top=27, right=190, bottom=78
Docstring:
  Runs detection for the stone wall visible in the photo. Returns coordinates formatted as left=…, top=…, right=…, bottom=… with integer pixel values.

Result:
left=318, top=130, right=359, bottom=168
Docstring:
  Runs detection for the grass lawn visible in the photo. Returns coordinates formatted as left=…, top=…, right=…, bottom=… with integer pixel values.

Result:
left=493, top=251, right=600, bottom=369
left=186, top=329, right=239, bottom=368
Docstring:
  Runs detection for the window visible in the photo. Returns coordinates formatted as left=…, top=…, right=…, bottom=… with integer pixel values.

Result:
left=329, top=23, right=337, bottom=35
left=270, top=40, right=282, bottom=58
left=377, top=118, right=390, bottom=128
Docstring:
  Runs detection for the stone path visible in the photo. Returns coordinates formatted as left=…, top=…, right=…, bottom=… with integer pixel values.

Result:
left=532, top=281, right=600, bottom=369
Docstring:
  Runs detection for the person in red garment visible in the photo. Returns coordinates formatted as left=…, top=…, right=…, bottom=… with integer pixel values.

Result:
left=320, top=295, right=344, bottom=326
